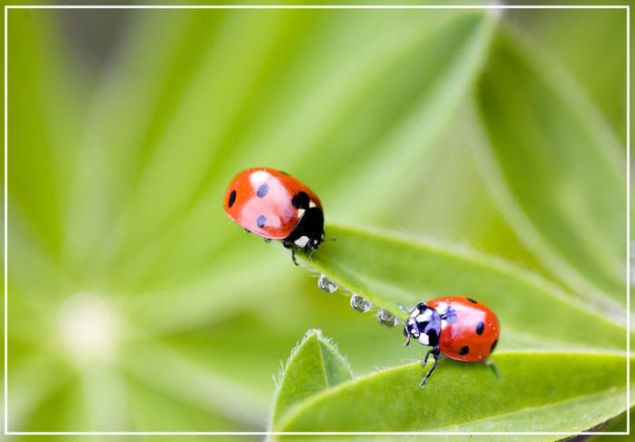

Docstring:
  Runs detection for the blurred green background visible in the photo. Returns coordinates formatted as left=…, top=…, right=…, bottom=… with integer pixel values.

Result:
left=4, top=0, right=628, bottom=437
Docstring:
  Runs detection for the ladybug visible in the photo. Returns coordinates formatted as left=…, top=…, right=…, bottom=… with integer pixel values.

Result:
left=223, top=167, right=325, bottom=262
left=403, top=296, right=500, bottom=388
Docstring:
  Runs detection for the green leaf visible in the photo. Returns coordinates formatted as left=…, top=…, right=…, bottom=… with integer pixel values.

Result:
left=473, top=28, right=626, bottom=310
left=506, top=9, right=627, bottom=141
left=588, top=406, right=631, bottom=439
left=273, top=351, right=630, bottom=434
left=587, top=358, right=634, bottom=439
left=300, top=224, right=627, bottom=351
left=270, top=329, right=353, bottom=427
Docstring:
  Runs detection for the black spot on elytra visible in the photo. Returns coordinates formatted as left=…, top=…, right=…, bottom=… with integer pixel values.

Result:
left=467, top=297, right=478, bottom=304
left=228, top=190, right=237, bottom=208
left=256, top=183, right=269, bottom=198
left=490, top=339, right=498, bottom=354
left=476, top=321, right=485, bottom=335
left=444, top=306, right=457, bottom=324
left=291, top=191, right=310, bottom=209
left=459, top=346, right=470, bottom=355
left=257, top=215, right=267, bottom=228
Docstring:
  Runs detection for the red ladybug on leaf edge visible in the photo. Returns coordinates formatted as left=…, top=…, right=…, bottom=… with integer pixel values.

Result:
left=403, top=296, right=500, bottom=387
left=224, top=167, right=325, bottom=264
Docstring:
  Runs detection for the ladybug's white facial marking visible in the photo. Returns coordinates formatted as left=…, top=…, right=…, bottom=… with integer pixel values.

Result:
left=294, top=236, right=310, bottom=248
left=415, top=309, right=433, bottom=324
left=404, top=302, right=442, bottom=349
left=309, top=200, right=317, bottom=209
left=404, top=320, right=419, bottom=341
left=416, top=309, right=438, bottom=337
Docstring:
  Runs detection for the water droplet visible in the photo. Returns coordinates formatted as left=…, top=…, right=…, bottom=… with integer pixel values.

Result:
left=317, top=275, right=338, bottom=294
left=350, top=294, right=371, bottom=313
left=377, top=309, right=398, bottom=327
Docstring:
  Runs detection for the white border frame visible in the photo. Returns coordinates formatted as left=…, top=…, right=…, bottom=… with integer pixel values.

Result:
left=3, top=3, right=631, bottom=437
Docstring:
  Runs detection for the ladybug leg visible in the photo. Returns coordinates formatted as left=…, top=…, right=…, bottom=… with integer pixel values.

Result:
left=264, top=238, right=271, bottom=243
left=398, top=303, right=410, bottom=314
left=420, top=347, right=440, bottom=388
left=421, top=347, right=435, bottom=366
left=282, top=240, right=299, bottom=266
left=483, top=359, right=500, bottom=379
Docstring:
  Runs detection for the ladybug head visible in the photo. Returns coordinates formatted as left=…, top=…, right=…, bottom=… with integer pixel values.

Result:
left=403, top=302, right=441, bottom=348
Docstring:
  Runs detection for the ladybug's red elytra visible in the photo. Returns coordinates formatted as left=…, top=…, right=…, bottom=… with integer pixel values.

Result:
left=224, top=168, right=325, bottom=262
left=403, top=296, right=500, bottom=387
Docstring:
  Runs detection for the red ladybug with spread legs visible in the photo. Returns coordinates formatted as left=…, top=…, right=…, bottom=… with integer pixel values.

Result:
left=224, top=168, right=325, bottom=262
left=403, top=296, right=500, bottom=387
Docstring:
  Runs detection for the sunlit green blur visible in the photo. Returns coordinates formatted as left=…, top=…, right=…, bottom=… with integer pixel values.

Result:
left=5, top=3, right=626, bottom=435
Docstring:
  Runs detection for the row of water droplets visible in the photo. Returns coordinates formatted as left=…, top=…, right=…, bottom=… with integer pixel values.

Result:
left=317, top=275, right=399, bottom=327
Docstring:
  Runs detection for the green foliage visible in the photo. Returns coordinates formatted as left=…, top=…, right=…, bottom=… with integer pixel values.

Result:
left=270, top=330, right=629, bottom=434
left=279, top=223, right=631, bottom=435
left=475, top=28, right=626, bottom=311
left=300, top=224, right=628, bottom=351
left=5, top=4, right=628, bottom=440
left=270, top=329, right=352, bottom=424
